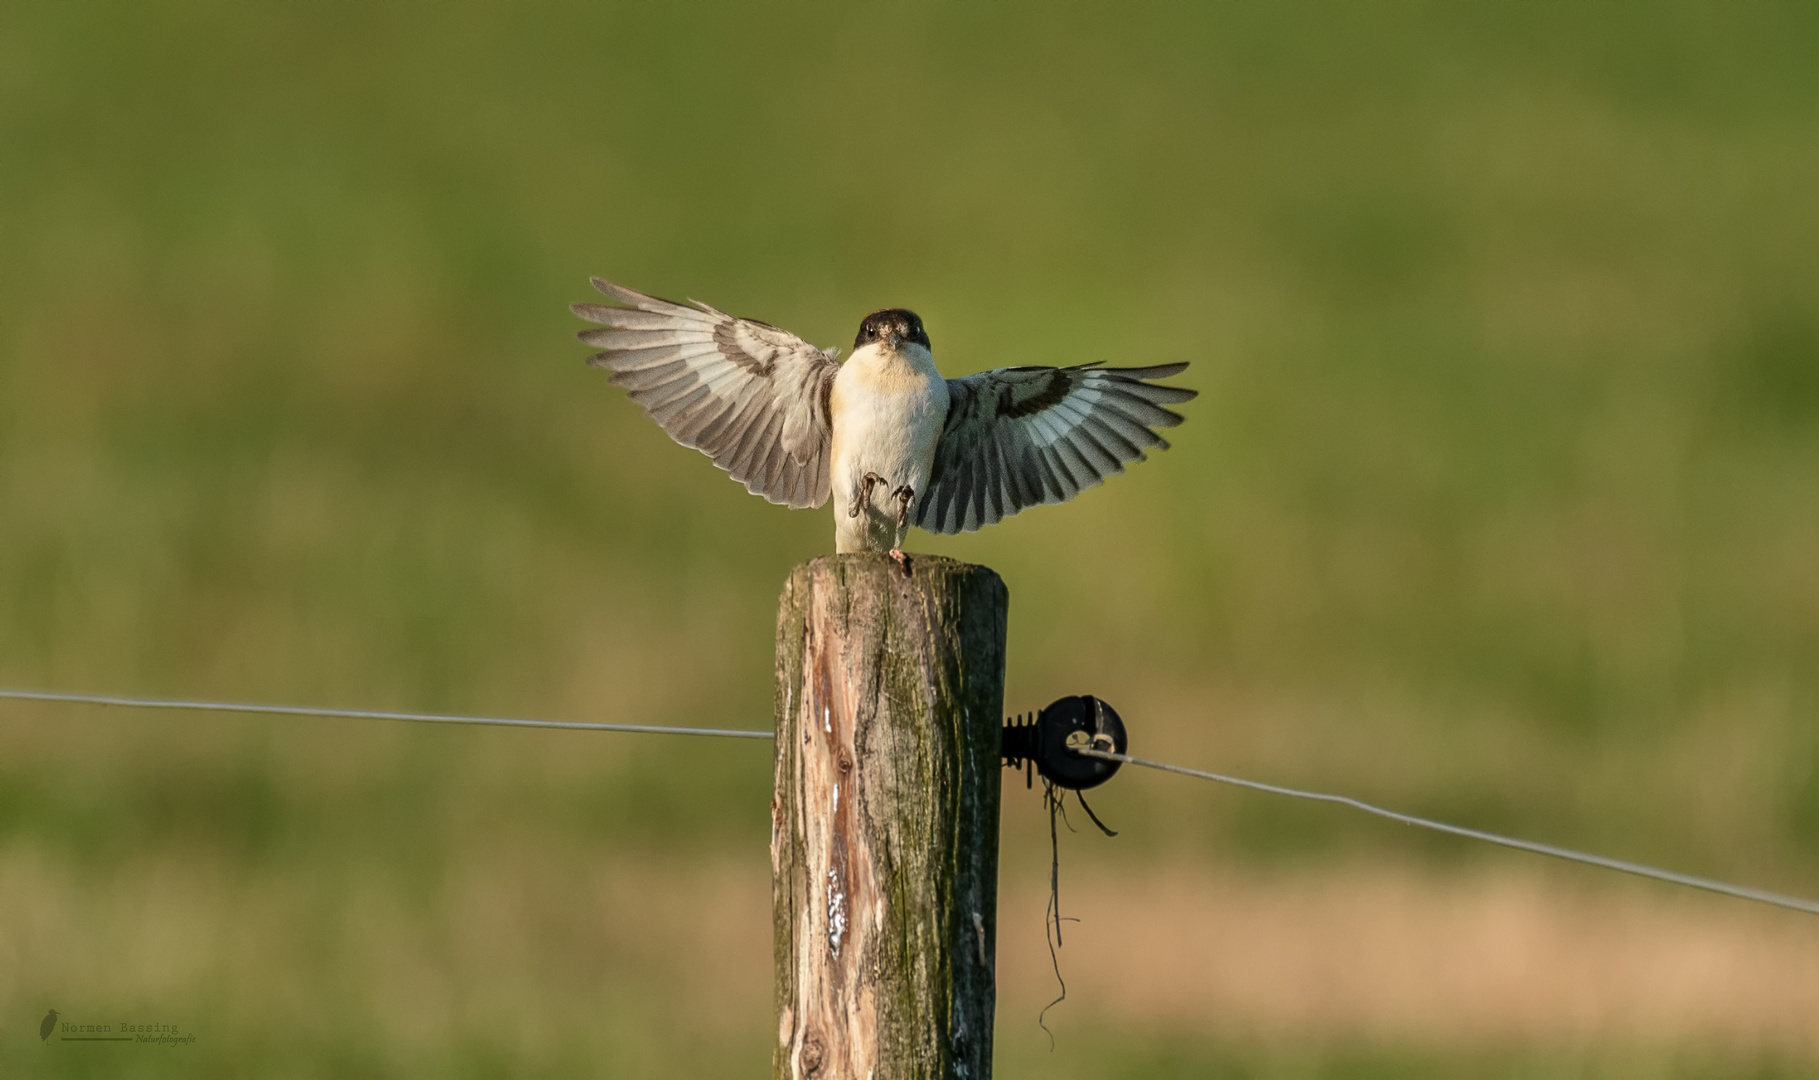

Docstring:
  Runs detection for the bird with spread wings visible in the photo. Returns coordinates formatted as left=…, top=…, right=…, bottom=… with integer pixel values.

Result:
left=572, top=279, right=1197, bottom=560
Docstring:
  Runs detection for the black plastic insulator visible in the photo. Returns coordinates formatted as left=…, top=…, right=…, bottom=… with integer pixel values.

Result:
left=1001, top=695, right=1128, bottom=791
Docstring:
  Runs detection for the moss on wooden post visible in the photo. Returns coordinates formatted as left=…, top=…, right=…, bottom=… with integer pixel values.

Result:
left=772, top=553, right=1007, bottom=1080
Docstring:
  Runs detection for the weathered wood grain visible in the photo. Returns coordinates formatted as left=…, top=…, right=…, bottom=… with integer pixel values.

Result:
left=772, top=553, right=1007, bottom=1080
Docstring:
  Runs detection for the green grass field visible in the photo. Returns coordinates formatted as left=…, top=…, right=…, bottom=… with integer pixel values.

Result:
left=3, top=1, right=1818, bottom=1075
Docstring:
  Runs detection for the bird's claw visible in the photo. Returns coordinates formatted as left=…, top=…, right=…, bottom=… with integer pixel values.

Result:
left=849, top=472, right=887, bottom=519
left=889, top=549, right=911, bottom=575
left=892, top=485, right=914, bottom=529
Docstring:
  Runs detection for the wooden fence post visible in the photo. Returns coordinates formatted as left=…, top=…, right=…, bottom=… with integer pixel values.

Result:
left=772, top=553, right=1007, bottom=1080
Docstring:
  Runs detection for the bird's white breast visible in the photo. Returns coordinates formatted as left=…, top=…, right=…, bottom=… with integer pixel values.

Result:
left=830, top=342, right=950, bottom=551
left=832, top=344, right=947, bottom=460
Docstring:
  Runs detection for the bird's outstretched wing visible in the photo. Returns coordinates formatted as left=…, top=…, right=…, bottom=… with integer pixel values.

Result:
left=573, top=278, right=841, bottom=509
left=914, top=363, right=1197, bottom=534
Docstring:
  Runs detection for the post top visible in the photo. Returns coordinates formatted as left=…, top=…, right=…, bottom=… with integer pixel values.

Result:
left=789, top=552, right=1006, bottom=593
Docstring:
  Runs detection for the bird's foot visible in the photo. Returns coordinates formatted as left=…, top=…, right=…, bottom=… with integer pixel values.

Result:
left=889, top=549, right=911, bottom=575
left=891, top=485, right=914, bottom=529
left=849, top=472, right=887, bottom=519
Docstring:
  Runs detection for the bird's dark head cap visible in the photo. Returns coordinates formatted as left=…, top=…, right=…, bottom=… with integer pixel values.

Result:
left=855, top=309, right=929, bottom=351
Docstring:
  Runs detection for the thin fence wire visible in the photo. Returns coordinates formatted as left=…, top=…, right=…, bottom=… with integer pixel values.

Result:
left=0, top=688, right=772, bottom=740
left=1076, top=746, right=1819, bottom=917
left=7, top=686, right=1818, bottom=917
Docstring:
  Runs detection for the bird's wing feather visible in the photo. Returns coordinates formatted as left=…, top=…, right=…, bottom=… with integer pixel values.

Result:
left=915, top=362, right=1197, bottom=534
left=573, top=278, right=840, bottom=509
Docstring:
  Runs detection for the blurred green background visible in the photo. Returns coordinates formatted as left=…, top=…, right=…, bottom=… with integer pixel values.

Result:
left=4, top=1, right=1819, bottom=1076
